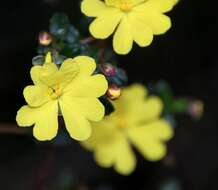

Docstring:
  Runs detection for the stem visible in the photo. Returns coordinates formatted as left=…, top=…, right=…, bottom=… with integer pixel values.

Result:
left=80, top=36, right=96, bottom=44
left=0, top=123, right=26, bottom=135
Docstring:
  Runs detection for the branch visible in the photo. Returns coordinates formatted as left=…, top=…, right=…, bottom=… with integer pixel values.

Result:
left=80, top=36, right=96, bottom=44
left=0, top=123, right=26, bottom=135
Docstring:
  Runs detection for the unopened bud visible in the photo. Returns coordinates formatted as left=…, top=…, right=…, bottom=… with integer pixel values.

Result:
left=39, top=31, right=52, bottom=46
left=107, top=84, right=121, bottom=100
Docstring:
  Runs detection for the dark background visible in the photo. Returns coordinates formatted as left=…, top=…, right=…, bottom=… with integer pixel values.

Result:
left=0, top=0, right=218, bottom=190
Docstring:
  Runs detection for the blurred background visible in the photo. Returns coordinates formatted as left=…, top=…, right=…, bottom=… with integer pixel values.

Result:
left=0, top=0, right=218, bottom=189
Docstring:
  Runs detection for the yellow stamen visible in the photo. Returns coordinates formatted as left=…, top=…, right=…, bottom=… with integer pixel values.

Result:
left=117, top=118, right=128, bottom=129
left=120, top=2, right=132, bottom=11
left=49, top=85, right=62, bottom=99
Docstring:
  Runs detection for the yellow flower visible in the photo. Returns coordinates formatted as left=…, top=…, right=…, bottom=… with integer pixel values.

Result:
left=81, top=84, right=173, bottom=175
left=81, top=0, right=178, bottom=55
left=16, top=53, right=108, bottom=141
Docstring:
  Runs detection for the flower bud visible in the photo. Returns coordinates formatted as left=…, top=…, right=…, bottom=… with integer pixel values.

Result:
left=107, top=84, right=121, bottom=100
left=100, top=63, right=116, bottom=77
left=39, top=31, right=52, bottom=46
left=187, top=100, right=204, bottom=120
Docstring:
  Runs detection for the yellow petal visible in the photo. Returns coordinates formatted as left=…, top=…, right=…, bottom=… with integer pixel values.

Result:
left=30, top=66, right=43, bottom=85
left=81, top=0, right=107, bottom=17
left=142, top=96, right=163, bottom=121
left=136, top=0, right=178, bottom=13
left=64, top=74, right=108, bottom=98
left=94, top=133, right=136, bottom=175
left=72, top=56, right=96, bottom=76
left=120, top=84, right=147, bottom=102
left=30, top=60, right=58, bottom=87
left=59, top=58, right=79, bottom=88
left=81, top=118, right=117, bottom=149
left=39, top=63, right=59, bottom=87
left=112, top=84, right=148, bottom=120
left=59, top=98, right=92, bottom=141
left=113, top=16, right=133, bottom=54
left=61, top=95, right=105, bottom=122
left=23, top=85, right=50, bottom=107
left=90, top=8, right=123, bottom=39
left=82, top=120, right=136, bottom=175
left=113, top=139, right=136, bottom=175
left=133, top=9, right=171, bottom=35
left=129, top=13, right=153, bottom=47
left=16, top=101, right=58, bottom=141
left=128, top=119, right=173, bottom=161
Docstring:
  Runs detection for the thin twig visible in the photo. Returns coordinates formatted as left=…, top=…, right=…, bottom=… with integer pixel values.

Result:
left=80, top=36, right=96, bottom=44
left=0, top=123, right=26, bottom=135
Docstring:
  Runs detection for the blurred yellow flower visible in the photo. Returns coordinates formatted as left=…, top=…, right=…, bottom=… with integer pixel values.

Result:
left=81, top=84, right=173, bottom=175
left=81, top=0, right=179, bottom=55
left=16, top=53, right=108, bottom=141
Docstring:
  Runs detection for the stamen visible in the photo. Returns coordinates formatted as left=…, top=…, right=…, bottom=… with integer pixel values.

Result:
left=120, top=2, right=132, bottom=11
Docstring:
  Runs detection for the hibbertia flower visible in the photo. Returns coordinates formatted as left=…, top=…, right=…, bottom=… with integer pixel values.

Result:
left=16, top=53, right=108, bottom=141
left=81, top=0, right=179, bottom=54
left=81, top=84, right=173, bottom=175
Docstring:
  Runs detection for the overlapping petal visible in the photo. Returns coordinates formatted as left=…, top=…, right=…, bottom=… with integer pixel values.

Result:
left=64, top=56, right=108, bottom=97
left=23, top=85, right=50, bottom=107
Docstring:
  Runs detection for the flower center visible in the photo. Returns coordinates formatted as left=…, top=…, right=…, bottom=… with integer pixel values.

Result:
left=106, top=0, right=133, bottom=12
left=119, top=2, right=132, bottom=11
left=49, top=85, right=62, bottom=100
left=117, top=118, right=128, bottom=129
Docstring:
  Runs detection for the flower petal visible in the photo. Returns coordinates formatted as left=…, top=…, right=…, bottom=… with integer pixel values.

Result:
left=59, top=58, right=79, bottom=88
left=30, top=66, right=43, bottom=85
left=90, top=8, right=122, bottom=39
left=95, top=134, right=136, bottom=175
left=81, top=0, right=107, bottom=17
left=82, top=121, right=136, bottom=175
left=119, top=84, right=147, bottom=102
left=113, top=139, right=136, bottom=175
left=63, top=56, right=108, bottom=97
left=16, top=101, right=58, bottom=141
left=142, top=96, right=163, bottom=121
left=113, top=16, right=133, bottom=54
left=136, top=0, right=178, bottom=13
left=129, top=13, right=153, bottom=47
left=128, top=119, right=173, bottom=161
left=23, top=85, right=50, bottom=107
left=62, top=95, right=105, bottom=121
left=64, top=74, right=108, bottom=98
left=72, top=56, right=96, bottom=76
left=95, top=140, right=136, bottom=175
left=59, top=98, right=92, bottom=141
left=113, top=84, right=158, bottom=123
left=133, top=10, right=171, bottom=35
